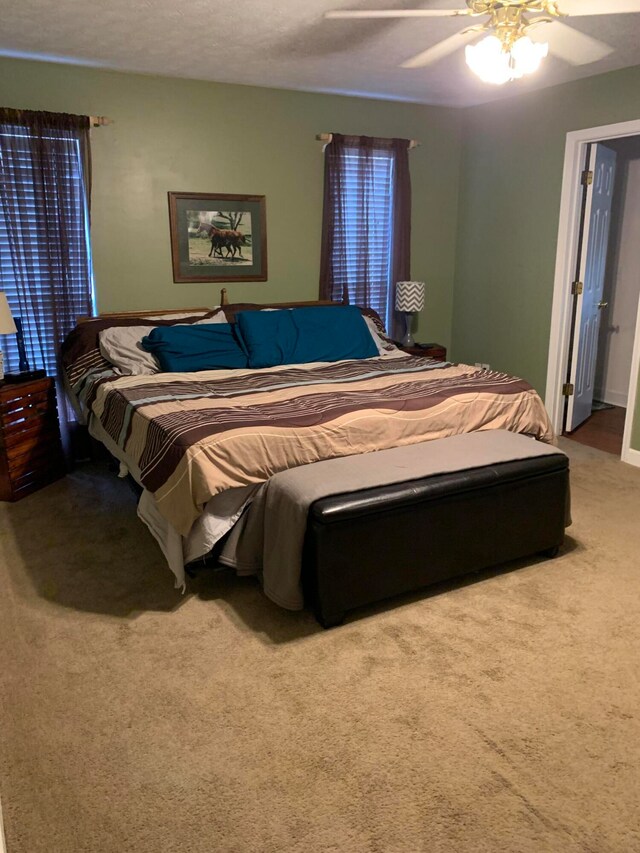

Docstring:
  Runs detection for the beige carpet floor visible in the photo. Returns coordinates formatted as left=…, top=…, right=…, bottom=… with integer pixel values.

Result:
left=0, top=439, right=639, bottom=853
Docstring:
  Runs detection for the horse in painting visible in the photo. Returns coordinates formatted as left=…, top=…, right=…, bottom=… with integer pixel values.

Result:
left=196, top=222, right=246, bottom=260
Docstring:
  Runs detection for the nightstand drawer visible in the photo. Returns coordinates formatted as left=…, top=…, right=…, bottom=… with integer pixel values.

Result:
left=2, top=414, right=60, bottom=450
left=1, top=389, right=56, bottom=429
left=7, top=436, right=63, bottom=472
left=0, top=378, right=52, bottom=404
left=9, top=462, right=66, bottom=502
left=0, top=376, right=65, bottom=502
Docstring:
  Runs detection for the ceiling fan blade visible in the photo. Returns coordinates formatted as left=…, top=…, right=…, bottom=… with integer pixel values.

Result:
left=538, top=20, right=613, bottom=64
left=560, top=0, right=640, bottom=16
left=325, top=9, right=469, bottom=19
left=401, top=29, right=478, bottom=68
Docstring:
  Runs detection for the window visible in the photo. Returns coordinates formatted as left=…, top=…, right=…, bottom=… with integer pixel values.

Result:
left=319, top=134, right=411, bottom=337
left=340, top=149, right=395, bottom=331
left=0, top=120, right=93, bottom=378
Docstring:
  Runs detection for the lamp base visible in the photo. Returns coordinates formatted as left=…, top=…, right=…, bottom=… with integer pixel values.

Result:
left=400, top=312, right=415, bottom=348
left=3, top=369, right=46, bottom=384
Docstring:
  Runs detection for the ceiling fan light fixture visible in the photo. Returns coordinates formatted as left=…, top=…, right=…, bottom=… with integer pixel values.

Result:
left=511, top=35, right=549, bottom=76
left=465, top=35, right=512, bottom=85
left=466, top=32, right=549, bottom=85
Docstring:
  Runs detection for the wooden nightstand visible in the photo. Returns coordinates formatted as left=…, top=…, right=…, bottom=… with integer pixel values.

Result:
left=0, top=377, right=66, bottom=501
left=399, top=343, right=447, bottom=361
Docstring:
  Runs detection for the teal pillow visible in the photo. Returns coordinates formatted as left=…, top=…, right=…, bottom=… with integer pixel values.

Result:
left=235, top=306, right=378, bottom=368
left=141, top=323, right=248, bottom=372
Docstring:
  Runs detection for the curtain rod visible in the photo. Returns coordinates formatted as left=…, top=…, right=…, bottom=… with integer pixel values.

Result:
left=90, top=116, right=113, bottom=127
left=316, top=133, right=419, bottom=149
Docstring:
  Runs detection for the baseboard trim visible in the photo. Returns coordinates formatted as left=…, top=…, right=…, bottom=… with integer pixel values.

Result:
left=622, top=446, right=640, bottom=467
left=594, top=390, right=628, bottom=408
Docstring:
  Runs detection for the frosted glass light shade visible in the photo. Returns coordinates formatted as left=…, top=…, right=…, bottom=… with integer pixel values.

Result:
left=0, top=293, right=16, bottom=335
left=395, top=281, right=425, bottom=313
left=465, top=35, right=548, bottom=86
left=465, top=36, right=511, bottom=85
left=511, top=36, right=548, bottom=77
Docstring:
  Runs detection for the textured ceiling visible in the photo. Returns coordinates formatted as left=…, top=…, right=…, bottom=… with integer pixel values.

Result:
left=2, top=1, right=640, bottom=107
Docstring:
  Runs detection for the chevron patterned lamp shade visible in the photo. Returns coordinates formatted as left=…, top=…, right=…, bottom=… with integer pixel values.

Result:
left=395, top=281, right=425, bottom=313
left=395, top=281, right=425, bottom=347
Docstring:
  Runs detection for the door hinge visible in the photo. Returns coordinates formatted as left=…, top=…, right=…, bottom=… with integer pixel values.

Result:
left=581, top=170, right=593, bottom=186
left=563, top=383, right=574, bottom=397
left=571, top=280, right=583, bottom=295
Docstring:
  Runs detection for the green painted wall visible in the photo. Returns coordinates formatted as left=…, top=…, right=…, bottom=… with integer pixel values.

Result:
left=3, top=56, right=640, bottom=448
left=0, top=57, right=463, bottom=349
left=453, top=65, right=640, bottom=451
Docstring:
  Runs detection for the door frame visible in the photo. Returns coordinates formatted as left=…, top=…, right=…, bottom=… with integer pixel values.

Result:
left=0, top=792, right=7, bottom=853
left=545, top=118, right=640, bottom=467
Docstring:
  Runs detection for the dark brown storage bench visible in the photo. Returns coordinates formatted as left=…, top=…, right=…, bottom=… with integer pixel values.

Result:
left=302, top=446, right=569, bottom=628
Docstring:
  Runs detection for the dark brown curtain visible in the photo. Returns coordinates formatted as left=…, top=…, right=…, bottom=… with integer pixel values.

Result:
left=319, top=133, right=411, bottom=335
left=0, top=108, right=93, bottom=374
left=0, top=108, right=93, bottom=452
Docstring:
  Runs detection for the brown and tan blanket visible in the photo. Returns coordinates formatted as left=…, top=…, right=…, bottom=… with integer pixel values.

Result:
left=84, top=357, right=554, bottom=536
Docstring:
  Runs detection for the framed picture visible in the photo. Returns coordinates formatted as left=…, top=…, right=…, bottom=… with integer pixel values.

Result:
left=168, top=192, right=267, bottom=283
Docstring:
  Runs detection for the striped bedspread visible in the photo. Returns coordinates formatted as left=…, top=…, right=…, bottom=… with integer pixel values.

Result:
left=84, top=356, right=554, bottom=536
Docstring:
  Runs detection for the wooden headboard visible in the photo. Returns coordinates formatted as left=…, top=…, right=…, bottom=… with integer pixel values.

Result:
left=79, top=288, right=340, bottom=322
left=81, top=307, right=211, bottom=321
left=218, top=288, right=339, bottom=309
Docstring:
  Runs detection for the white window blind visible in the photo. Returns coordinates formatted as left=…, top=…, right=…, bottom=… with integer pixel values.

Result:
left=334, top=149, right=395, bottom=331
left=0, top=127, right=93, bottom=376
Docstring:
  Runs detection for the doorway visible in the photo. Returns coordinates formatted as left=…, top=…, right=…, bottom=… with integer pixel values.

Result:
left=567, top=136, right=640, bottom=455
left=546, top=119, right=640, bottom=467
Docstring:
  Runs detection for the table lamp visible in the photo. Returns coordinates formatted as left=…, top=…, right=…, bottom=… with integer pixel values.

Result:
left=0, top=292, right=17, bottom=382
left=395, top=281, right=425, bottom=347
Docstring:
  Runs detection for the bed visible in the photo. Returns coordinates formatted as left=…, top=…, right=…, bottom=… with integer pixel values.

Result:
left=62, top=293, right=555, bottom=597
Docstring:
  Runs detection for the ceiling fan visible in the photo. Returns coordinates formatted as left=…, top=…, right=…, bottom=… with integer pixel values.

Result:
left=325, top=1, right=640, bottom=85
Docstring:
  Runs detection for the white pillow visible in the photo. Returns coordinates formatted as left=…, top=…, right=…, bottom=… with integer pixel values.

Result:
left=363, top=316, right=399, bottom=357
left=99, top=315, right=227, bottom=375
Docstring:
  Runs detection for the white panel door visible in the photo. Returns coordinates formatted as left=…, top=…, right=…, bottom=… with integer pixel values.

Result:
left=567, top=144, right=617, bottom=432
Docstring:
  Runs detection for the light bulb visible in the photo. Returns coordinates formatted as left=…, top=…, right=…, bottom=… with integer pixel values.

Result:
left=511, top=36, right=549, bottom=76
left=465, top=36, right=512, bottom=86
left=466, top=33, right=549, bottom=85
